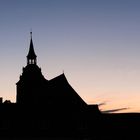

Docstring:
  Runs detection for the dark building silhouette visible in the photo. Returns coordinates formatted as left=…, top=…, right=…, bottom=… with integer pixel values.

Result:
left=1, top=33, right=140, bottom=139
left=14, top=32, right=100, bottom=138
left=16, top=32, right=95, bottom=112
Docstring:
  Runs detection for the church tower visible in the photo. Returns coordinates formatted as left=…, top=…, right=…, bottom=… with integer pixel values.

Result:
left=16, top=33, right=47, bottom=105
left=27, top=32, right=37, bottom=65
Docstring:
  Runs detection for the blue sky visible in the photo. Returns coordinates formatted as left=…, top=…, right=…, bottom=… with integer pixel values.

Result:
left=0, top=0, right=140, bottom=112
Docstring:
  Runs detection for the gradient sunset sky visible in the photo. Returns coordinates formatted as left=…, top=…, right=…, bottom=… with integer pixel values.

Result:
left=0, top=0, right=140, bottom=112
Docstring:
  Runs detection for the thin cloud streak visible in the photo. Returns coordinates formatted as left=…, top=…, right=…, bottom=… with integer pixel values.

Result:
left=102, top=108, right=129, bottom=113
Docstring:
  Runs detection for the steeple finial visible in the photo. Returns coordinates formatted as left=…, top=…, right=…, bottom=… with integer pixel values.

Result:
left=30, top=31, right=32, bottom=39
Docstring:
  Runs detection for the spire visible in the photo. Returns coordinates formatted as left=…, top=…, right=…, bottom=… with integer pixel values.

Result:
left=27, top=32, right=37, bottom=65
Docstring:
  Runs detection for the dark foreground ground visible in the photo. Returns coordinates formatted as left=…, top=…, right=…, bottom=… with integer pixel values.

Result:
left=0, top=104, right=140, bottom=140
left=1, top=113, right=140, bottom=140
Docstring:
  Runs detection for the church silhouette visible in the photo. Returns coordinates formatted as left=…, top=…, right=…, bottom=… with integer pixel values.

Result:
left=17, top=32, right=89, bottom=109
left=1, top=33, right=140, bottom=139
left=0, top=33, right=101, bottom=139
left=16, top=32, right=100, bottom=113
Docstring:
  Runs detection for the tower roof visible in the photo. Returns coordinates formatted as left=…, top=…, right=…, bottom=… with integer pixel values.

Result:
left=27, top=32, right=37, bottom=59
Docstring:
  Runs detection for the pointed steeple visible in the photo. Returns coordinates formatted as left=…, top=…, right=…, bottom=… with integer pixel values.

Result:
left=27, top=32, right=37, bottom=65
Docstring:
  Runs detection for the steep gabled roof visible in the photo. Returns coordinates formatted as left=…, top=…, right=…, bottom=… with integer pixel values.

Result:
left=48, top=73, right=87, bottom=110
